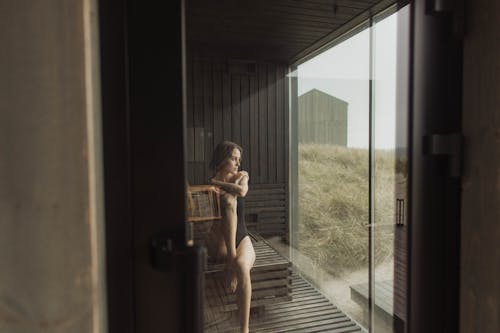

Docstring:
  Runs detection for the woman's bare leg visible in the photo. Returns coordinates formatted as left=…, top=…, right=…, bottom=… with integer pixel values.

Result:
left=221, top=193, right=239, bottom=291
left=235, top=236, right=256, bottom=333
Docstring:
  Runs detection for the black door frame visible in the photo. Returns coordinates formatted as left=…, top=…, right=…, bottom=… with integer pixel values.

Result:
left=98, top=0, right=463, bottom=332
left=408, top=1, right=463, bottom=332
left=99, top=0, right=134, bottom=331
left=99, top=0, right=203, bottom=332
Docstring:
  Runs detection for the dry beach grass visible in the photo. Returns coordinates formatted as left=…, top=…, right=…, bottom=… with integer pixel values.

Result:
left=296, top=143, right=403, bottom=277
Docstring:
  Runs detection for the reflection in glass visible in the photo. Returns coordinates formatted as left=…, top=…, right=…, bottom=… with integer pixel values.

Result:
left=293, top=27, right=371, bottom=328
left=373, top=11, right=398, bottom=333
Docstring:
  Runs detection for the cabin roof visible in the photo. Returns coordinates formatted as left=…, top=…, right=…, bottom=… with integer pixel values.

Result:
left=299, top=88, right=349, bottom=105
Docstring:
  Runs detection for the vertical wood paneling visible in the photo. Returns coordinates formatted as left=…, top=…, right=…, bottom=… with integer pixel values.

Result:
left=284, top=66, right=290, bottom=243
left=249, top=75, right=259, bottom=183
left=276, top=65, right=285, bottom=183
left=193, top=60, right=204, bottom=184
left=222, top=71, right=232, bottom=141
left=203, top=62, right=213, bottom=181
left=267, top=64, right=277, bottom=183
left=297, top=90, right=347, bottom=145
left=186, top=56, right=194, bottom=132
left=240, top=76, right=250, bottom=172
left=186, top=57, right=290, bottom=238
left=231, top=75, right=241, bottom=145
left=187, top=57, right=288, bottom=187
left=258, top=64, right=268, bottom=183
left=193, top=60, right=203, bottom=128
left=186, top=55, right=196, bottom=183
left=213, top=63, right=223, bottom=152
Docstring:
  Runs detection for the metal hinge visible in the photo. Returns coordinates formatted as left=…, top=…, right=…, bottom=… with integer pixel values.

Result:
left=427, top=0, right=465, bottom=38
left=423, top=133, right=463, bottom=178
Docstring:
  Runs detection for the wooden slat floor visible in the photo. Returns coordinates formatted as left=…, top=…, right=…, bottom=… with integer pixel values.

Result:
left=205, top=271, right=367, bottom=333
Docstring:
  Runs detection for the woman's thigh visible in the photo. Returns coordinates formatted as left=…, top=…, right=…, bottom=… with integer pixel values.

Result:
left=235, top=236, right=256, bottom=271
left=206, top=224, right=227, bottom=261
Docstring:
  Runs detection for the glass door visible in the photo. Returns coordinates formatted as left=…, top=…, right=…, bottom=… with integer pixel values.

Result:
left=290, top=5, right=410, bottom=332
left=291, top=23, right=371, bottom=329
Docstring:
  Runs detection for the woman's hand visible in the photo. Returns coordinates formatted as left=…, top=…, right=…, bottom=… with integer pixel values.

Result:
left=235, top=170, right=249, bottom=184
left=209, top=177, right=227, bottom=196
left=217, top=188, right=228, bottom=196
left=238, top=170, right=249, bottom=178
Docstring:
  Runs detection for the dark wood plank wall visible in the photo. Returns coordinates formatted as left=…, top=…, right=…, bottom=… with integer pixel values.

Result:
left=186, top=57, right=288, bottom=187
left=186, top=56, right=289, bottom=238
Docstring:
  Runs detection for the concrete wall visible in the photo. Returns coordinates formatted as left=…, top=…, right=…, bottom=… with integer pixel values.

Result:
left=461, top=0, right=500, bottom=332
left=0, top=1, right=106, bottom=332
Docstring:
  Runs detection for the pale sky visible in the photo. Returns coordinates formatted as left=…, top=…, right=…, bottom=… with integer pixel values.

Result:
left=296, top=13, right=398, bottom=149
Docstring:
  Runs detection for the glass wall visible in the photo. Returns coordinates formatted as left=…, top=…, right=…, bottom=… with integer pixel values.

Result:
left=291, top=25, right=371, bottom=328
left=372, top=10, right=398, bottom=333
left=289, top=6, right=409, bottom=332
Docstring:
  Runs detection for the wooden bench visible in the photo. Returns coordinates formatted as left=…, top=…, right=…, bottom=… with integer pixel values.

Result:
left=189, top=221, right=292, bottom=313
left=185, top=186, right=292, bottom=313
left=245, top=184, right=288, bottom=242
left=350, top=279, right=394, bottom=329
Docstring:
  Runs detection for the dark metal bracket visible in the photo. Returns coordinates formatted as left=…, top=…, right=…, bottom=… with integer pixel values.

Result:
left=423, top=133, right=463, bottom=178
left=150, top=233, right=206, bottom=272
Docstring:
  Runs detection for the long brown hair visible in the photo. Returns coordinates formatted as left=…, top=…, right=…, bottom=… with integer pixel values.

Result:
left=210, top=141, right=243, bottom=171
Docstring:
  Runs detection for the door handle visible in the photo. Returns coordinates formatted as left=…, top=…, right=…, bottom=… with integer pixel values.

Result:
left=150, top=233, right=206, bottom=333
left=150, top=235, right=174, bottom=272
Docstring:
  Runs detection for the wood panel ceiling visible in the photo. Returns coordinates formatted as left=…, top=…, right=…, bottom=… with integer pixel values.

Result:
left=186, top=0, right=397, bottom=63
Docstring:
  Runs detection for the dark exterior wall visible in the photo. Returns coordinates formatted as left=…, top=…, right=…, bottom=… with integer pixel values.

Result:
left=186, top=57, right=289, bottom=186
left=460, top=0, right=500, bottom=332
left=298, top=89, right=348, bottom=145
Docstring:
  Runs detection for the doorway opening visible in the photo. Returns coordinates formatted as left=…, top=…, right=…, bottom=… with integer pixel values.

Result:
left=184, top=1, right=409, bottom=332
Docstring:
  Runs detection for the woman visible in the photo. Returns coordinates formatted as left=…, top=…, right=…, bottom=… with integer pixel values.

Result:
left=208, top=141, right=255, bottom=333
